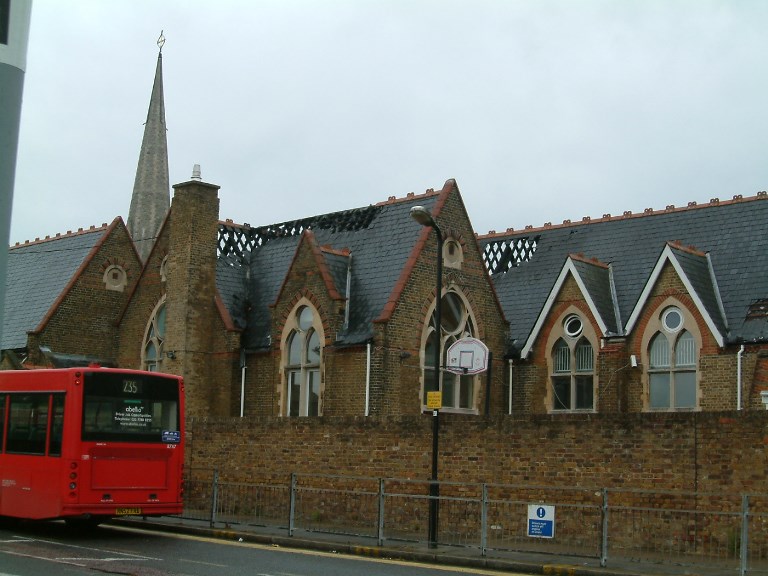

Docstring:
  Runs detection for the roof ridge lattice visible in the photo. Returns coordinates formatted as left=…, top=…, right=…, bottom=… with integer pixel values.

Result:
left=218, top=205, right=383, bottom=262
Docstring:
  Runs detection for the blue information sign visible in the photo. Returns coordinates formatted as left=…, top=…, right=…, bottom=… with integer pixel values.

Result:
left=527, top=504, right=555, bottom=538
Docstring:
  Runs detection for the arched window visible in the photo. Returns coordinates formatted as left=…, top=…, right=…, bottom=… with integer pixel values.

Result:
left=551, top=336, right=594, bottom=411
left=142, top=299, right=166, bottom=372
left=649, top=327, right=697, bottom=409
left=283, top=304, right=322, bottom=417
left=443, top=239, right=463, bottom=269
left=422, top=290, right=477, bottom=411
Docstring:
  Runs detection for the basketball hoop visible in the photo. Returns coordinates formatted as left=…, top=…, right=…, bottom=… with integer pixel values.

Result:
left=445, top=337, right=489, bottom=375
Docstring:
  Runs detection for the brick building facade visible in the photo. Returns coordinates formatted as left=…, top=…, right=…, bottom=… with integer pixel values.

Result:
left=3, top=47, right=768, bottom=496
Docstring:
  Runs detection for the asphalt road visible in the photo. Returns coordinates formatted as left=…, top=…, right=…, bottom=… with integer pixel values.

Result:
left=0, top=520, right=532, bottom=576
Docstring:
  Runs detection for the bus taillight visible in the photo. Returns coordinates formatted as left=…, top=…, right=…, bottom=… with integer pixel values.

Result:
left=68, top=461, right=79, bottom=497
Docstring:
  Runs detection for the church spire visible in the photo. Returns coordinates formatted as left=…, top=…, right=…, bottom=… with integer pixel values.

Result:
left=127, top=32, right=170, bottom=262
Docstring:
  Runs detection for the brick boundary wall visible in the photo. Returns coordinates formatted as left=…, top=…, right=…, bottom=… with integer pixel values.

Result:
left=186, top=411, right=768, bottom=493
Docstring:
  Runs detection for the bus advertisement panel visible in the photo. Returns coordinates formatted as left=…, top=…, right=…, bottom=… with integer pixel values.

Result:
left=0, top=367, right=184, bottom=523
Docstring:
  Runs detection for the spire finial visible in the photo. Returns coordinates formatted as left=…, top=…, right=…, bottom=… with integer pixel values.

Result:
left=157, top=30, right=165, bottom=53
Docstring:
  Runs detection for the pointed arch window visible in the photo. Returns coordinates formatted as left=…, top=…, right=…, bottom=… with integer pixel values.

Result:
left=649, top=328, right=697, bottom=409
left=143, top=300, right=166, bottom=372
left=284, top=305, right=322, bottom=417
left=422, top=290, right=477, bottom=411
left=551, top=335, right=594, bottom=411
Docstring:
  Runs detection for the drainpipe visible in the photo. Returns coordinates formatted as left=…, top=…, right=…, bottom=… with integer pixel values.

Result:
left=365, top=342, right=371, bottom=416
left=239, top=348, right=246, bottom=417
left=737, top=345, right=745, bottom=411
left=508, top=359, right=514, bottom=415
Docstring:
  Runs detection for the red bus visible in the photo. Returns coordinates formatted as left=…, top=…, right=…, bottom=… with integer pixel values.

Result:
left=0, top=367, right=184, bottom=524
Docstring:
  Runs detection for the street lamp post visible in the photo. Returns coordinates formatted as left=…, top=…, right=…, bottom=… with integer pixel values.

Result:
left=410, top=205, right=443, bottom=549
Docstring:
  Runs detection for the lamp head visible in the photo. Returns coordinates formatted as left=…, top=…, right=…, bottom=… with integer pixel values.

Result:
left=410, top=205, right=435, bottom=228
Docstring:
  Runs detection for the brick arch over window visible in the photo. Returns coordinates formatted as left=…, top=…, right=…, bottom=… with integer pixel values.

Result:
left=640, top=297, right=702, bottom=411
left=419, top=286, right=480, bottom=413
left=142, top=296, right=167, bottom=372
left=279, top=298, right=325, bottom=417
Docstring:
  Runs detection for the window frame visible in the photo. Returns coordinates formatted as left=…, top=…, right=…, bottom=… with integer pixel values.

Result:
left=642, top=302, right=700, bottom=412
left=3, top=392, right=65, bottom=457
left=545, top=309, right=598, bottom=413
left=550, top=335, right=595, bottom=412
left=648, top=329, right=697, bottom=410
left=142, top=297, right=167, bottom=372
left=420, top=288, right=480, bottom=414
left=281, top=302, right=323, bottom=417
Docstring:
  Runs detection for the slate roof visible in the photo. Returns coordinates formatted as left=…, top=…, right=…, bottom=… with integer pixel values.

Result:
left=216, top=254, right=249, bottom=330
left=216, top=191, right=442, bottom=350
left=667, top=244, right=728, bottom=337
left=2, top=226, right=109, bottom=350
left=322, top=250, right=351, bottom=300
left=481, top=194, right=768, bottom=354
left=570, top=257, right=620, bottom=334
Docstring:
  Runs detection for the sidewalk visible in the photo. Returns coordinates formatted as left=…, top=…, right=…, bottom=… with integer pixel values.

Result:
left=111, top=515, right=725, bottom=576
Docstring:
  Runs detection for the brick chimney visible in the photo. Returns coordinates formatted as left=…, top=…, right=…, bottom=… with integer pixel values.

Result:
left=164, top=174, right=224, bottom=418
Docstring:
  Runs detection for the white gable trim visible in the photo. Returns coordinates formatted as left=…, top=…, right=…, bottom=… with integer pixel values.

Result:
left=624, top=244, right=725, bottom=347
left=520, top=258, right=610, bottom=359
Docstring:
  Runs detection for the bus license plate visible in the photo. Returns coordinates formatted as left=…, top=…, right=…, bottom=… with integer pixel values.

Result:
left=115, top=507, right=142, bottom=515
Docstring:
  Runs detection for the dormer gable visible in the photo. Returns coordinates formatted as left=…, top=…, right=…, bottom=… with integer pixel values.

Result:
left=520, top=254, right=621, bottom=359
left=625, top=242, right=727, bottom=347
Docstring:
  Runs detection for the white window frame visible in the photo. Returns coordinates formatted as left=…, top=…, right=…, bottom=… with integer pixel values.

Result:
left=421, top=288, right=479, bottom=413
left=281, top=302, right=323, bottom=417
left=544, top=308, right=599, bottom=413
left=642, top=303, right=700, bottom=412
left=550, top=335, right=595, bottom=411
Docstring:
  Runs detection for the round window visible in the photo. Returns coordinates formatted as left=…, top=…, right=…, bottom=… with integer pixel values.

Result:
left=298, top=306, right=314, bottom=331
left=564, top=315, right=583, bottom=338
left=662, top=307, right=683, bottom=332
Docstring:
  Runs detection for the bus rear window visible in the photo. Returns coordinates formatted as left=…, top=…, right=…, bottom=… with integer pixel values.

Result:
left=82, top=372, right=180, bottom=443
left=6, top=394, right=50, bottom=455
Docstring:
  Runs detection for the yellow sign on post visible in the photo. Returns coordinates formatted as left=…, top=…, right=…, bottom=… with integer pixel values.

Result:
left=426, top=391, right=442, bottom=410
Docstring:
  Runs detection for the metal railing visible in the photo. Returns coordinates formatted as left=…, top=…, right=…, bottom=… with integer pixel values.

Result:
left=179, top=469, right=768, bottom=575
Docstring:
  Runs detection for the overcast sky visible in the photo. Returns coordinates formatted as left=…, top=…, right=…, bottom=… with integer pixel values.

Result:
left=9, top=0, right=768, bottom=245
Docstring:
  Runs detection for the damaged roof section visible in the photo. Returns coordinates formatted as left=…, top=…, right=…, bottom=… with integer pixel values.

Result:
left=216, top=191, right=443, bottom=350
